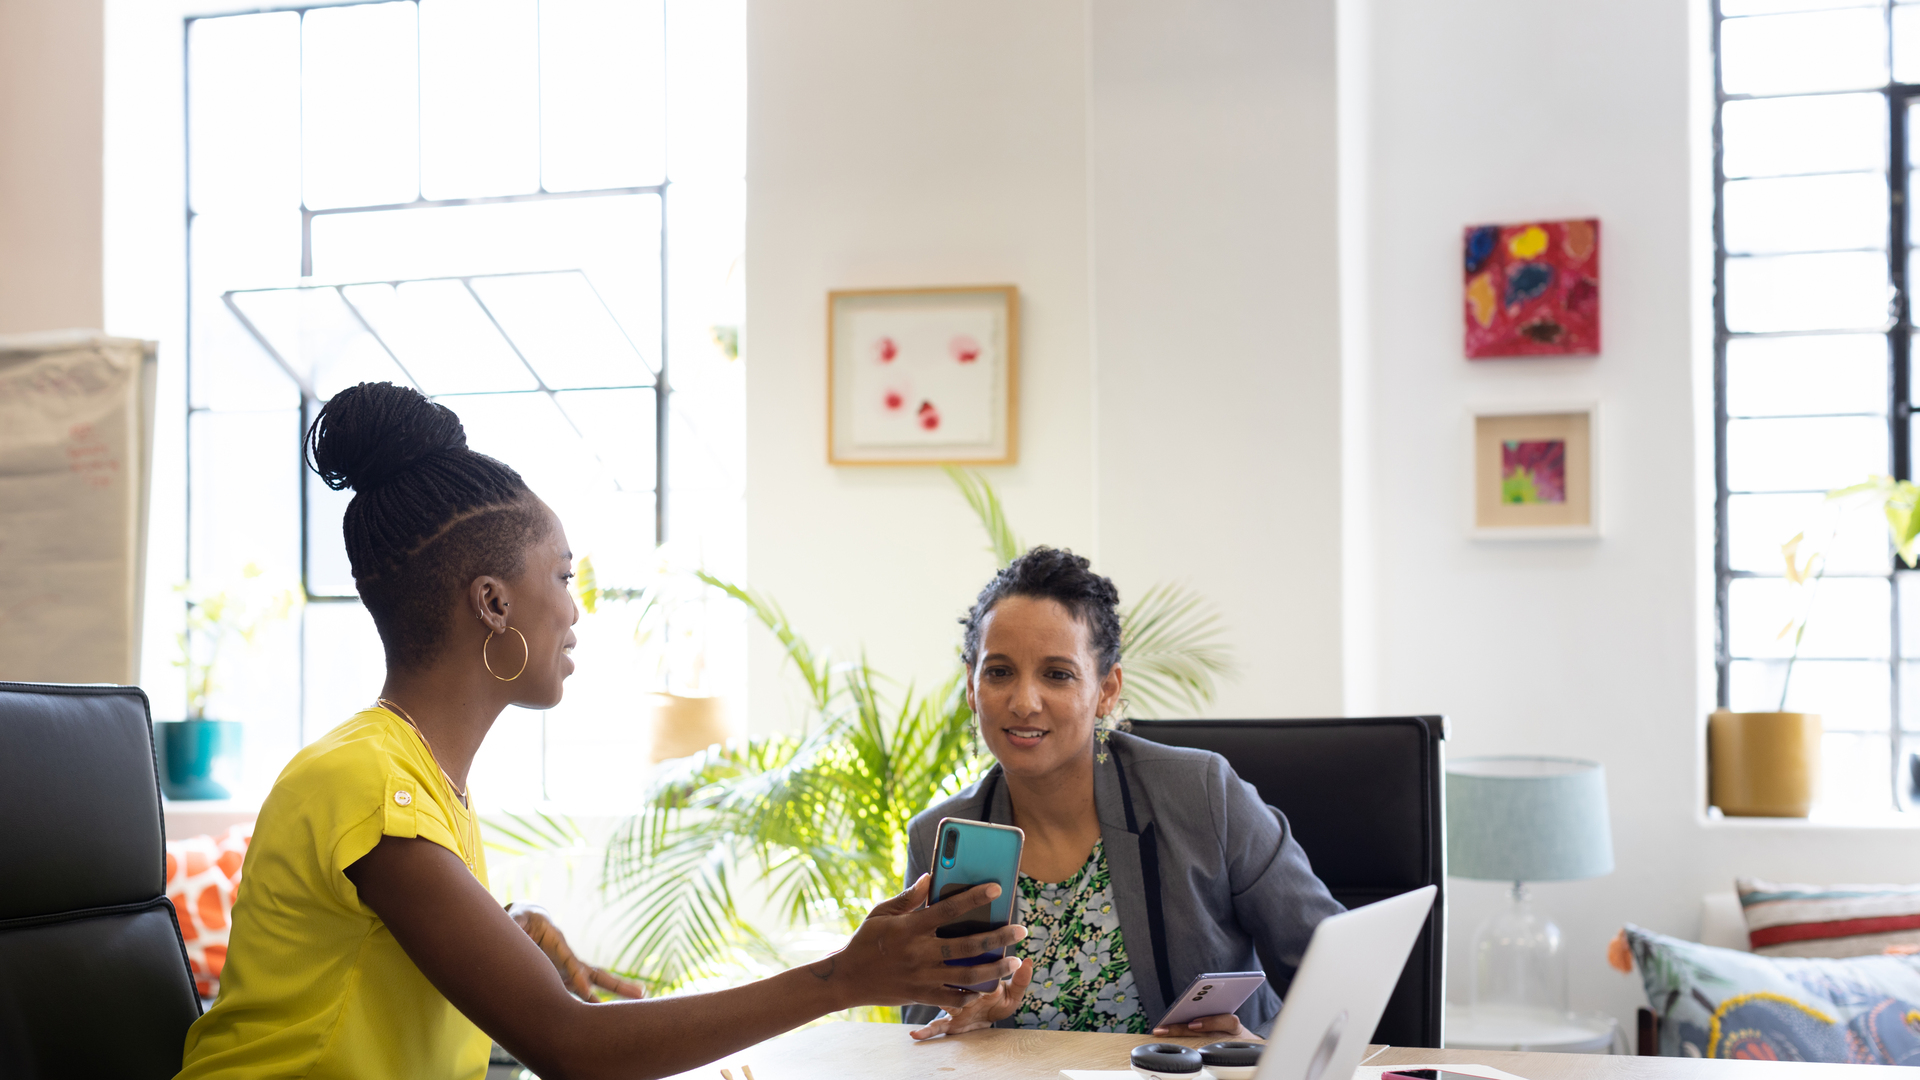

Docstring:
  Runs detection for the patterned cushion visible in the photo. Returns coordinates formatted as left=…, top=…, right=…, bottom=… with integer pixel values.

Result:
left=164, top=824, right=251, bottom=998
left=1624, top=924, right=1920, bottom=1062
left=1737, top=878, right=1920, bottom=958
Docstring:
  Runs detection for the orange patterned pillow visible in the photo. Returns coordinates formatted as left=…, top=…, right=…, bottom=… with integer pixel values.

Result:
left=165, top=824, right=251, bottom=998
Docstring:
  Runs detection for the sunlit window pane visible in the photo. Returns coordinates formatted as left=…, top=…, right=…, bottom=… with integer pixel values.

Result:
left=1723, top=94, right=1883, bottom=179
left=1727, top=415, right=1886, bottom=492
left=541, top=0, right=666, bottom=190
left=1731, top=660, right=1889, bottom=731
left=450, top=391, right=613, bottom=499
left=191, top=212, right=305, bottom=411
left=1725, top=252, right=1890, bottom=332
left=1896, top=5, right=1920, bottom=83
left=1721, top=10, right=1888, bottom=96
left=342, top=281, right=537, bottom=395
left=1725, top=0, right=1880, bottom=13
left=1818, top=732, right=1894, bottom=813
left=302, top=603, right=386, bottom=739
left=1729, top=576, right=1890, bottom=659
left=1724, top=172, right=1886, bottom=255
left=1727, top=334, right=1886, bottom=417
left=303, top=2, right=419, bottom=209
left=469, top=706, right=548, bottom=809
left=470, top=272, right=655, bottom=387
left=306, top=473, right=355, bottom=598
left=555, top=388, right=657, bottom=493
left=227, top=286, right=414, bottom=399
left=189, top=14, right=300, bottom=215
left=420, top=0, right=539, bottom=199
left=1729, top=493, right=1890, bottom=574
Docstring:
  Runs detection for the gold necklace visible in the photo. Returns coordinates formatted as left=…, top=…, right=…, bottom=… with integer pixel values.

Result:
left=375, top=697, right=479, bottom=876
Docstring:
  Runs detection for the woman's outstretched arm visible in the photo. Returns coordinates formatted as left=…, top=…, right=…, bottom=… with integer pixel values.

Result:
left=346, top=835, right=1024, bottom=1080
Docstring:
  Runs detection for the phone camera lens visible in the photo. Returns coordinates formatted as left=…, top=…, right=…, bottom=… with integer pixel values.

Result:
left=1201, top=985, right=1214, bottom=991
left=942, top=831, right=958, bottom=858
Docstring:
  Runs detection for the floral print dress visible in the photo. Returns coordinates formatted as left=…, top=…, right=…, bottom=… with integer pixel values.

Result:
left=1010, top=840, right=1147, bottom=1033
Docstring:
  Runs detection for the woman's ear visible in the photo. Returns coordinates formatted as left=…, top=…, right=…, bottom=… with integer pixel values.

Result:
left=1097, top=663, right=1123, bottom=718
left=470, top=575, right=512, bottom=632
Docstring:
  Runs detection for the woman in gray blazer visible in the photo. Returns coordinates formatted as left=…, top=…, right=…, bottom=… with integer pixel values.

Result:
left=902, top=547, right=1343, bottom=1040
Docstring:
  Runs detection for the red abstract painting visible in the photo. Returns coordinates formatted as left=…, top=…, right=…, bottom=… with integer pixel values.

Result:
left=1463, top=218, right=1600, bottom=359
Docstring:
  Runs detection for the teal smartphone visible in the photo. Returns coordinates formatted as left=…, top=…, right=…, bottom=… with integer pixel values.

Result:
left=926, top=817, right=1024, bottom=992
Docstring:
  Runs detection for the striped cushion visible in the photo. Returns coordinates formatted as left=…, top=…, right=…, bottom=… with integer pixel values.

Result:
left=1736, top=877, right=1920, bottom=958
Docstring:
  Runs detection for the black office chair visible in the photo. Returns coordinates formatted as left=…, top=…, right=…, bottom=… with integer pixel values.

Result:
left=1129, top=716, right=1447, bottom=1048
left=0, top=682, right=201, bottom=1078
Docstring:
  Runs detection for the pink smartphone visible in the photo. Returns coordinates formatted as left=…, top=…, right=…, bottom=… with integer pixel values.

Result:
left=1153, top=971, right=1267, bottom=1030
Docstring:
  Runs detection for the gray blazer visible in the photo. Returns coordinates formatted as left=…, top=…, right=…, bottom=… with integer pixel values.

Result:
left=901, top=731, right=1344, bottom=1036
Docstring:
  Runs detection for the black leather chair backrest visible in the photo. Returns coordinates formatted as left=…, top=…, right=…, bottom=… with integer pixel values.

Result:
left=0, top=682, right=201, bottom=1078
left=1128, top=716, right=1446, bottom=1048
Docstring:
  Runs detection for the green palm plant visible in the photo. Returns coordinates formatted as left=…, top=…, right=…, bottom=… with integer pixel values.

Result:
left=599, top=573, right=984, bottom=1002
left=575, top=469, right=1235, bottom=1003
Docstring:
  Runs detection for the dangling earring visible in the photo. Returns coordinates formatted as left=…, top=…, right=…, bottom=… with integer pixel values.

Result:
left=1095, top=716, right=1112, bottom=765
left=483, top=626, right=530, bottom=681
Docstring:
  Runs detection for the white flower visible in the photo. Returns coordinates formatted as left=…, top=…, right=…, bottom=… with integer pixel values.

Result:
left=1085, top=890, right=1122, bottom=933
left=1034, top=958, right=1073, bottom=1004
left=1094, top=977, right=1139, bottom=1017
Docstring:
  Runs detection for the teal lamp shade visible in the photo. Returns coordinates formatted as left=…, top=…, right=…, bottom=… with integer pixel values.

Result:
left=1447, top=756, right=1613, bottom=882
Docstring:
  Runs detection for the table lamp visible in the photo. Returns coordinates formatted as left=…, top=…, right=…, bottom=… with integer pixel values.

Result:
left=1447, top=756, right=1614, bottom=1029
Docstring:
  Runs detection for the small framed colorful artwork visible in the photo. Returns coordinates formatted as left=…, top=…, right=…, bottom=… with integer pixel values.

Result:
left=1463, top=218, right=1599, bottom=358
left=1472, top=406, right=1598, bottom=539
left=828, top=285, right=1019, bottom=465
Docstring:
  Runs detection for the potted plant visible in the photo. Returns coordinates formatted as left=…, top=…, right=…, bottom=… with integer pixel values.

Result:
left=162, top=564, right=298, bottom=801
left=1712, top=476, right=1920, bottom=817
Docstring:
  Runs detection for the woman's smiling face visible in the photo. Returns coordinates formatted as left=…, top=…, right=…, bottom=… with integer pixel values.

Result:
left=966, top=594, right=1123, bottom=781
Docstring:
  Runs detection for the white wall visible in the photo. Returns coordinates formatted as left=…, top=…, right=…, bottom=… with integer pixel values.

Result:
left=1349, top=0, right=1920, bottom=1033
left=744, top=0, right=1350, bottom=731
left=0, top=0, right=104, bottom=334
left=1089, top=1, right=1347, bottom=719
left=745, top=0, right=1101, bottom=724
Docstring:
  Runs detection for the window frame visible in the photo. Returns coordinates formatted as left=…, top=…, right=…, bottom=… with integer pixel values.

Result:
left=182, top=0, right=674, bottom=754
left=1710, top=0, right=1913, bottom=810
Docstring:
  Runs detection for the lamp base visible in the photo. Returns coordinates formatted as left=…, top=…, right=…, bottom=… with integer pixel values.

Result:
left=1468, top=882, right=1568, bottom=1019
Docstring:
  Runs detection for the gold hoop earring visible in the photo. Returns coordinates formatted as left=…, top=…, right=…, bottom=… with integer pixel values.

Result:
left=483, top=626, right=530, bottom=681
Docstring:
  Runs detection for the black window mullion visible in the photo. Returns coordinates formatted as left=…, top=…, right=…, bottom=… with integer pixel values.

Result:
left=1893, top=80, right=1912, bottom=808
left=1713, top=0, right=1733, bottom=714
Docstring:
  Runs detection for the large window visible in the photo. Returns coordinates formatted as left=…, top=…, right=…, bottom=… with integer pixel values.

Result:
left=1713, top=0, right=1920, bottom=813
left=183, top=0, right=744, bottom=807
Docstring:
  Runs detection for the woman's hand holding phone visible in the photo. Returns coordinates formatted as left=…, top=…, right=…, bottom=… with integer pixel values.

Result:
left=907, top=957, right=1034, bottom=1040
left=1151, top=1013, right=1258, bottom=1040
left=827, top=874, right=1028, bottom=1012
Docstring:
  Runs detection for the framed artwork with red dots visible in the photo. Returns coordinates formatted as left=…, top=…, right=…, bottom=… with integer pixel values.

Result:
left=1463, top=218, right=1599, bottom=358
left=827, top=285, right=1019, bottom=465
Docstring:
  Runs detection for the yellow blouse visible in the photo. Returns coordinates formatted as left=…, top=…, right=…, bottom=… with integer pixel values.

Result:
left=175, top=707, right=491, bottom=1080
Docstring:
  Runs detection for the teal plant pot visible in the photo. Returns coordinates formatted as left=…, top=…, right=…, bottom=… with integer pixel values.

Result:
left=156, top=719, right=243, bottom=801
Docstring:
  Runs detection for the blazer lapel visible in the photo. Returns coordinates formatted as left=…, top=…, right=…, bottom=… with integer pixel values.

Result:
left=1095, top=743, right=1171, bottom=1025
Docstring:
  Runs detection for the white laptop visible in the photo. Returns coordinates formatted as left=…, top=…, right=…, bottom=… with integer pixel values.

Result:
left=1255, top=885, right=1437, bottom=1080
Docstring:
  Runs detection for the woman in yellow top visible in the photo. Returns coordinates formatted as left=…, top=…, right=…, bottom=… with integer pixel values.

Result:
left=176, top=382, right=1024, bottom=1080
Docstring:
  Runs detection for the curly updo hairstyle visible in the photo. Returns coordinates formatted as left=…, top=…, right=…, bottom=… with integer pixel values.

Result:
left=304, top=382, right=549, bottom=668
left=960, top=546, right=1122, bottom=675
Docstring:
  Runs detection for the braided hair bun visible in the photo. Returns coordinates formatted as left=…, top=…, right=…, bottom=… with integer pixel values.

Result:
left=303, top=382, right=548, bottom=667
left=306, top=381, right=469, bottom=493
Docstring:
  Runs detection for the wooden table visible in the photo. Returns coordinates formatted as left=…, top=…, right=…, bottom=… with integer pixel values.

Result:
left=662, top=1022, right=1918, bottom=1080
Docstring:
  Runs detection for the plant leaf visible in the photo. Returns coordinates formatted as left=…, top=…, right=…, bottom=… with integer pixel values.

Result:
left=945, top=465, right=1023, bottom=567
left=1119, top=581, right=1235, bottom=717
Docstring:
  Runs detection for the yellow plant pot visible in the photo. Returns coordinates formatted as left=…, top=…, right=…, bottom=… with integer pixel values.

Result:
left=1708, top=710, right=1822, bottom=818
left=649, top=693, right=734, bottom=764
